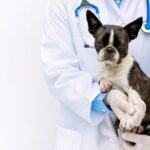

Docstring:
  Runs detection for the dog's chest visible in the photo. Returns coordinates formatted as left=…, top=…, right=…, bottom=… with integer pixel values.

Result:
left=97, top=54, right=134, bottom=90
left=98, top=66, right=129, bottom=89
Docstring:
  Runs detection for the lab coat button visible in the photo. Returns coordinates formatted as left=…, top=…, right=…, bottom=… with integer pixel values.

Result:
left=110, top=137, right=117, bottom=143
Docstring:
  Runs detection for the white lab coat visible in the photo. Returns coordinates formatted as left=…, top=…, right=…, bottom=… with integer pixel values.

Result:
left=41, top=0, right=150, bottom=150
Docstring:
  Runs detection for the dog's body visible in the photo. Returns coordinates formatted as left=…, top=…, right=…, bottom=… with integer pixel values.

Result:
left=128, top=60, right=150, bottom=135
left=86, top=10, right=150, bottom=136
left=98, top=51, right=150, bottom=135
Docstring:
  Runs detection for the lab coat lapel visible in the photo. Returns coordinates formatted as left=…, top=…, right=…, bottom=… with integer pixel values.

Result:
left=107, top=0, right=121, bottom=14
left=106, top=0, right=123, bottom=17
left=106, top=0, right=131, bottom=25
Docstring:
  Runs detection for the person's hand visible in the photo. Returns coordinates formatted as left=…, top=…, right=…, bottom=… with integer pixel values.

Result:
left=127, top=93, right=146, bottom=127
left=119, top=93, right=146, bottom=131
left=118, top=129, right=150, bottom=150
left=106, top=89, right=146, bottom=131
left=106, top=89, right=135, bottom=120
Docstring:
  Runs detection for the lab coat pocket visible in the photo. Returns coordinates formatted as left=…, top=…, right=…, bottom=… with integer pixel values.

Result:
left=54, top=127, right=82, bottom=150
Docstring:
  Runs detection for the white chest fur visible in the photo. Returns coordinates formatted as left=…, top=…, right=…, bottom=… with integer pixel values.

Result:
left=97, top=53, right=146, bottom=131
left=97, top=53, right=134, bottom=92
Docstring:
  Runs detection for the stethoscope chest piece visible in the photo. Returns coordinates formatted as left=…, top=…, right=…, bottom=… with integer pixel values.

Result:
left=142, top=22, right=150, bottom=33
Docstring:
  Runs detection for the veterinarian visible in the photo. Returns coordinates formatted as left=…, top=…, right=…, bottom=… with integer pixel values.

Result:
left=41, top=0, right=150, bottom=150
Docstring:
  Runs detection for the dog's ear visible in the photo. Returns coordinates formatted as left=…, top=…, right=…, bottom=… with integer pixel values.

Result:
left=86, top=10, right=103, bottom=36
left=124, top=17, right=143, bottom=41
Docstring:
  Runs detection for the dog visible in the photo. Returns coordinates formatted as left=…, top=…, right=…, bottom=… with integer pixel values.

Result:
left=86, top=10, right=150, bottom=136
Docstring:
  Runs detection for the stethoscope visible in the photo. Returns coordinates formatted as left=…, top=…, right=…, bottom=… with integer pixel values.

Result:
left=142, top=0, right=150, bottom=33
left=74, top=0, right=150, bottom=48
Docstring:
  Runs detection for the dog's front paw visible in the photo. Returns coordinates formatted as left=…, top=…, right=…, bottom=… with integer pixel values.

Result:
left=99, top=79, right=112, bottom=92
left=119, top=114, right=134, bottom=132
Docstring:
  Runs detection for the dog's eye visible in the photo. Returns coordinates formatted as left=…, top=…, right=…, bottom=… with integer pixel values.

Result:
left=114, top=41, right=120, bottom=47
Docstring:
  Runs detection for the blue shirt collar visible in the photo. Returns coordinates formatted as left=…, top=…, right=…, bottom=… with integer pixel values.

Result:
left=114, top=0, right=123, bottom=8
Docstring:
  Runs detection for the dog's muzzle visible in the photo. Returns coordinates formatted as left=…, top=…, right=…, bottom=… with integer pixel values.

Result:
left=103, top=46, right=116, bottom=60
left=98, top=45, right=119, bottom=64
left=105, top=46, right=116, bottom=54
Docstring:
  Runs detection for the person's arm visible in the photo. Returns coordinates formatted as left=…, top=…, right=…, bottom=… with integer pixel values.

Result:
left=41, top=0, right=135, bottom=125
left=91, top=92, right=112, bottom=113
left=118, top=97, right=147, bottom=149
left=41, top=0, right=110, bottom=125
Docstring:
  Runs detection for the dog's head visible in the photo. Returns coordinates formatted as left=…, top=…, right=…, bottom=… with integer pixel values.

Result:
left=86, top=10, right=143, bottom=65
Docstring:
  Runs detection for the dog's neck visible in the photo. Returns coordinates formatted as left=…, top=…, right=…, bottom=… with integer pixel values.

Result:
left=97, top=52, right=135, bottom=92
left=97, top=52, right=135, bottom=86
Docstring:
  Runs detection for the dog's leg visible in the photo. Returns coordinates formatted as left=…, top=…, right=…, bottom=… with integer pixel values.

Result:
left=119, top=114, right=135, bottom=131
left=99, top=78, right=112, bottom=92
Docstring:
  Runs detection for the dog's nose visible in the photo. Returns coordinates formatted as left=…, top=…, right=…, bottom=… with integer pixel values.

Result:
left=106, top=47, right=114, bottom=54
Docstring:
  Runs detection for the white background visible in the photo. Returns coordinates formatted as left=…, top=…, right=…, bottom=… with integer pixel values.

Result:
left=0, top=0, right=58, bottom=150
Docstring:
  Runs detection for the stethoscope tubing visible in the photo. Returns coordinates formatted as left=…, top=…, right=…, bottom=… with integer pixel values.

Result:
left=146, top=0, right=150, bottom=23
left=75, top=0, right=150, bottom=48
left=142, top=0, right=150, bottom=32
left=75, top=0, right=100, bottom=48
left=75, top=3, right=99, bottom=17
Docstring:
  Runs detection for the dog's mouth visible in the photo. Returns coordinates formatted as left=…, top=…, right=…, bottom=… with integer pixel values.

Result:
left=97, top=50, right=120, bottom=64
left=98, top=56, right=114, bottom=62
left=97, top=46, right=120, bottom=64
left=103, top=54, right=115, bottom=61
left=99, top=58, right=117, bottom=65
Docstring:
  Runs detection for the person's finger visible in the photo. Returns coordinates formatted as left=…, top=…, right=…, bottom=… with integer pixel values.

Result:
left=117, top=99, right=135, bottom=115
left=131, top=111, right=140, bottom=126
left=129, top=104, right=145, bottom=127
left=132, top=105, right=145, bottom=126
left=118, top=130, right=134, bottom=150
left=122, top=133, right=144, bottom=150
left=118, top=130, right=125, bottom=150
left=136, top=98, right=146, bottom=113
left=122, top=132, right=142, bottom=143
left=132, top=98, right=146, bottom=112
left=135, top=105, right=145, bottom=118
